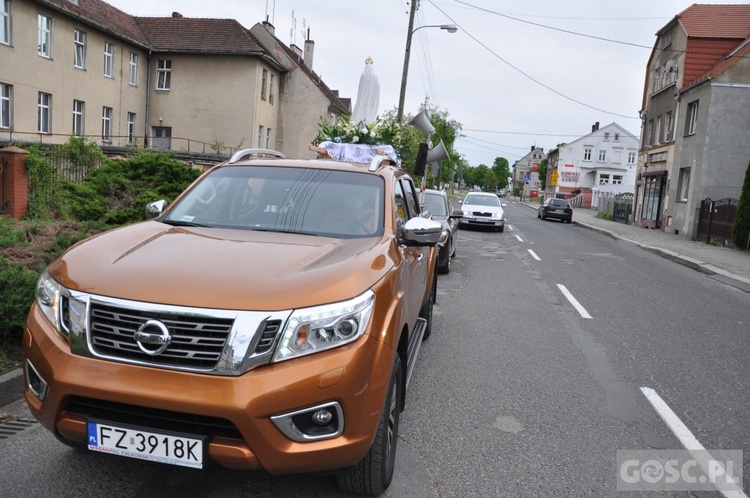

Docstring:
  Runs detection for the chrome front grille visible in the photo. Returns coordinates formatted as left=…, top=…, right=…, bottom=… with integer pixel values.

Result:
left=90, top=303, right=234, bottom=369
left=65, top=291, right=292, bottom=375
left=472, top=211, right=491, bottom=216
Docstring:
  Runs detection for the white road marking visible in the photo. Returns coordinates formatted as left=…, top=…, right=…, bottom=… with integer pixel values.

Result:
left=515, top=234, right=523, bottom=242
left=508, top=224, right=514, bottom=231
left=557, top=284, right=592, bottom=319
left=528, top=249, right=541, bottom=261
left=640, top=387, right=747, bottom=498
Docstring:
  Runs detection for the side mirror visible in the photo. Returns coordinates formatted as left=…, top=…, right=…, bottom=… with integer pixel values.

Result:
left=146, top=200, right=168, bottom=219
left=501, top=203, right=507, bottom=207
left=449, top=209, right=464, bottom=219
left=401, top=217, right=442, bottom=246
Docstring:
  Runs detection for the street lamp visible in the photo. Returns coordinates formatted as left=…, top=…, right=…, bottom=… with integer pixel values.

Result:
left=396, top=23, right=458, bottom=124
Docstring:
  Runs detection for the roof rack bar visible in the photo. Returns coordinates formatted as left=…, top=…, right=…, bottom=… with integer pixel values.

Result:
left=368, top=154, right=392, bottom=172
left=229, top=148, right=285, bottom=163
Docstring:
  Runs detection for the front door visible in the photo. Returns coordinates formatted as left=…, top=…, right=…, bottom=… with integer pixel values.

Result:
left=152, top=126, right=172, bottom=150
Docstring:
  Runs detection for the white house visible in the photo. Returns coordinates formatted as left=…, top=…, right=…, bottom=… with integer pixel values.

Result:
left=548, top=122, right=639, bottom=201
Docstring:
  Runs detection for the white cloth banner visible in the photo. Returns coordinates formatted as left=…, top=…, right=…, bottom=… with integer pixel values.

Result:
left=319, top=141, right=400, bottom=167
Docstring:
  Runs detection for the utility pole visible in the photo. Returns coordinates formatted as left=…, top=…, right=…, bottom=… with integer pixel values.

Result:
left=397, top=0, right=418, bottom=124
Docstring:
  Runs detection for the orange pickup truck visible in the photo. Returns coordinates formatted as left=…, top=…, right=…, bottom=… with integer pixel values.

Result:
left=23, top=149, right=442, bottom=495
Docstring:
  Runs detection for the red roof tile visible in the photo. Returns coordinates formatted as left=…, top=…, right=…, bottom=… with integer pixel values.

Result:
left=134, top=17, right=266, bottom=54
left=37, top=0, right=149, bottom=47
left=678, top=4, right=750, bottom=39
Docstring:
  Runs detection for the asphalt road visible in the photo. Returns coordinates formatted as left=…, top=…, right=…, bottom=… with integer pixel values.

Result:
left=2, top=201, right=749, bottom=496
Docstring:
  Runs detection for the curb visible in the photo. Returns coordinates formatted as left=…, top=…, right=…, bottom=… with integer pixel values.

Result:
left=0, top=368, right=24, bottom=408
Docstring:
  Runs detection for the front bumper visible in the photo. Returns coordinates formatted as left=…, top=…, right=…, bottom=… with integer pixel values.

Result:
left=23, top=303, right=394, bottom=474
left=459, top=217, right=504, bottom=228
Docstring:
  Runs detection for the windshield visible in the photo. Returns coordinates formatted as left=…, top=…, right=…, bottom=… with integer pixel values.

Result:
left=423, top=193, right=448, bottom=217
left=464, top=194, right=500, bottom=207
left=165, top=166, right=385, bottom=238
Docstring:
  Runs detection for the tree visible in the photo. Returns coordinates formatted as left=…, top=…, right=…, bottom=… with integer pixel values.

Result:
left=732, top=157, right=750, bottom=250
left=492, top=157, right=511, bottom=189
left=538, top=158, right=548, bottom=191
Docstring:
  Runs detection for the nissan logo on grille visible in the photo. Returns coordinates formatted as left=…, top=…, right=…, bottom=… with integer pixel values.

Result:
left=134, top=320, right=172, bottom=356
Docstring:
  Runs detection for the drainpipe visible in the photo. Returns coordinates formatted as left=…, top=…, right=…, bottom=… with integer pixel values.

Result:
left=144, top=49, right=152, bottom=148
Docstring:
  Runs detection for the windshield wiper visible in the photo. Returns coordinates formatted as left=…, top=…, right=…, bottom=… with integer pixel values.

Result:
left=161, top=219, right=209, bottom=228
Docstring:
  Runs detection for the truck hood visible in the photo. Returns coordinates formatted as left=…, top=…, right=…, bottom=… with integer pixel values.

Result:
left=48, top=221, right=395, bottom=310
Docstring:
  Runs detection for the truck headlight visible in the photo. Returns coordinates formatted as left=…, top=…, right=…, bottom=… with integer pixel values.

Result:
left=35, top=271, right=64, bottom=335
left=273, top=290, right=374, bottom=362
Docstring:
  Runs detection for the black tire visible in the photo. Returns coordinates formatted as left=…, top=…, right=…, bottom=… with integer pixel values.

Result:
left=438, top=252, right=451, bottom=274
left=337, top=355, right=402, bottom=496
left=419, top=271, right=436, bottom=340
left=537, top=211, right=541, bottom=218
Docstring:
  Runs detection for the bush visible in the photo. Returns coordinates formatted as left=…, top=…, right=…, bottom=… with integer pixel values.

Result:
left=0, top=256, right=39, bottom=345
left=732, top=158, right=750, bottom=250
left=64, top=151, right=202, bottom=225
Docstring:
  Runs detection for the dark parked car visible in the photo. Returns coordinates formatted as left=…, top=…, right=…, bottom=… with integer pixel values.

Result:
left=423, top=189, right=460, bottom=274
left=538, top=197, right=573, bottom=223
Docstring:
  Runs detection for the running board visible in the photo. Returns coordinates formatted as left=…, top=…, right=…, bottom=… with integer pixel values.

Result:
left=405, top=317, right=427, bottom=388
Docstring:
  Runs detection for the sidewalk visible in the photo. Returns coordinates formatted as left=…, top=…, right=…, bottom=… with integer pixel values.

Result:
left=520, top=202, right=750, bottom=293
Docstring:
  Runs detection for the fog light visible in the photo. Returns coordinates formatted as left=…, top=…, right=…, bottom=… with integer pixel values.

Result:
left=25, top=360, right=49, bottom=401
left=312, top=409, right=333, bottom=426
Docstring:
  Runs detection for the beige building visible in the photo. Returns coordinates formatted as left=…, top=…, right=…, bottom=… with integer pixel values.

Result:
left=0, top=0, right=350, bottom=157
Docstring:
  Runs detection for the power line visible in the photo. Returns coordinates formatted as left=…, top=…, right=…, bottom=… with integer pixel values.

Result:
left=427, top=1, right=640, bottom=119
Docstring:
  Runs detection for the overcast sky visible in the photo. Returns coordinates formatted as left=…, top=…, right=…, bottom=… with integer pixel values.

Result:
left=105, top=0, right=734, bottom=167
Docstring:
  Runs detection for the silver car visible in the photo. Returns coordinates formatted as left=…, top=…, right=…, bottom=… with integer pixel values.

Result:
left=458, top=192, right=506, bottom=232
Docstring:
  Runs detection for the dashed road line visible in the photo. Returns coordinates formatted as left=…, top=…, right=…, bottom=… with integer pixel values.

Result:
left=640, top=387, right=747, bottom=498
left=515, top=234, right=523, bottom=242
left=528, top=249, right=541, bottom=261
left=557, top=284, right=592, bottom=319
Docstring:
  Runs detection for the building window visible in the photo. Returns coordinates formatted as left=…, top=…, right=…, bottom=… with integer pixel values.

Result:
left=0, top=83, right=11, bottom=129
left=72, top=99, right=84, bottom=136
left=599, top=174, right=610, bottom=185
left=598, top=149, right=606, bottom=162
left=604, top=132, right=610, bottom=141
left=665, top=112, right=672, bottom=142
left=653, top=68, right=660, bottom=92
left=156, top=59, right=171, bottom=90
left=38, top=92, right=51, bottom=133
left=614, top=133, right=620, bottom=141
left=258, top=125, right=264, bottom=147
left=269, top=74, right=275, bottom=104
left=0, top=0, right=10, bottom=46
left=612, top=175, right=623, bottom=185
left=627, top=152, right=636, bottom=164
left=656, top=116, right=663, bottom=144
left=266, top=127, right=271, bottom=148
left=103, top=42, right=114, bottom=78
left=127, top=112, right=135, bottom=142
left=648, top=119, right=654, bottom=145
left=686, top=101, right=699, bottom=136
left=678, top=168, right=690, bottom=201
left=583, top=148, right=592, bottom=161
left=261, top=68, right=268, bottom=101
left=128, top=52, right=138, bottom=86
left=74, top=29, right=86, bottom=69
left=101, top=106, right=112, bottom=142
left=38, top=14, right=52, bottom=58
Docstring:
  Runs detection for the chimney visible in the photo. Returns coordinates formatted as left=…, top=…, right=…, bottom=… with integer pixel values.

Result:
left=172, top=12, right=183, bottom=18
left=592, top=121, right=600, bottom=132
left=304, top=29, right=314, bottom=69
left=262, top=19, right=275, bottom=35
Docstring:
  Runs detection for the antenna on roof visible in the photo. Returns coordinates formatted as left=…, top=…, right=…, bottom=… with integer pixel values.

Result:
left=290, top=10, right=296, bottom=45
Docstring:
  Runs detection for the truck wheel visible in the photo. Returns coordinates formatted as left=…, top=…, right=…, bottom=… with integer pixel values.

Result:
left=337, top=355, right=402, bottom=496
left=419, top=272, right=436, bottom=340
